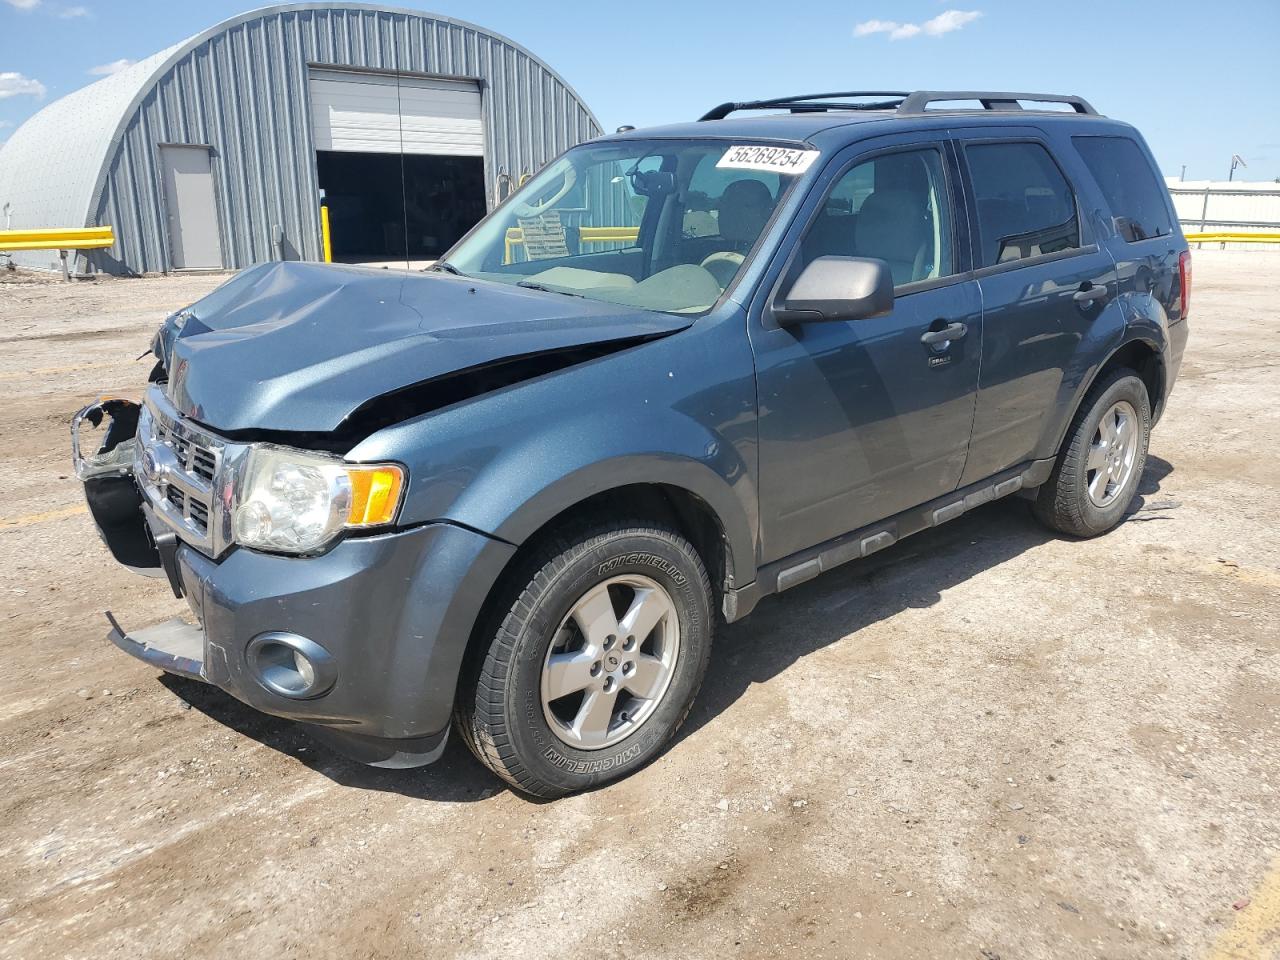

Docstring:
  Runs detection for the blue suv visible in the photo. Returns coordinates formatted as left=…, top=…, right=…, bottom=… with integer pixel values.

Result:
left=73, top=91, right=1189, bottom=797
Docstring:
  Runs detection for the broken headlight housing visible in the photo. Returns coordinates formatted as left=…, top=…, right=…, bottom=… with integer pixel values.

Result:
left=232, top=445, right=406, bottom=555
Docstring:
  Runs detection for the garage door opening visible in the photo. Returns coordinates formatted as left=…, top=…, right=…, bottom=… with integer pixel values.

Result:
left=310, top=68, right=488, bottom=266
left=317, top=151, right=485, bottom=262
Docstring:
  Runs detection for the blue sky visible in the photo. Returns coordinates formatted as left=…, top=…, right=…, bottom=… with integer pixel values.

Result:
left=2, top=0, right=1278, bottom=180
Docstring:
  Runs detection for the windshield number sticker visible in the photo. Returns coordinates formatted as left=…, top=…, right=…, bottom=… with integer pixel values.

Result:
left=716, top=145, right=820, bottom=175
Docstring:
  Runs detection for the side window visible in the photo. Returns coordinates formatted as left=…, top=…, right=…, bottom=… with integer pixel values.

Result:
left=966, top=142, right=1080, bottom=267
left=1072, top=136, right=1174, bottom=242
left=801, top=148, right=955, bottom=287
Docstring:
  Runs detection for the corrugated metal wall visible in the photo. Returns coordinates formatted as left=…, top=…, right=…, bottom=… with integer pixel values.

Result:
left=90, top=5, right=601, bottom=274
left=1166, top=179, right=1280, bottom=253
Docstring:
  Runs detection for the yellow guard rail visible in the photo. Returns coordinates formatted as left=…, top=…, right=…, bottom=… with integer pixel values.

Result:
left=0, top=226, right=116, bottom=279
left=1183, top=231, right=1280, bottom=244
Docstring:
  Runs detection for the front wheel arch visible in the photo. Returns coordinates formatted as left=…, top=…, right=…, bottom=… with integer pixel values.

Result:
left=487, top=459, right=757, bottom=592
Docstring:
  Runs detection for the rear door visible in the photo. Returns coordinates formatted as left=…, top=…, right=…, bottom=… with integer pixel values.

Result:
left=749, top=134, right=982, bottom=563
left=954, top=131, right=1120, bottom=486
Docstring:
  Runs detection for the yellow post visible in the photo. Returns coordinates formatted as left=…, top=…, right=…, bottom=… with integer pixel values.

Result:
left=320, top=205, right=333, bottom=263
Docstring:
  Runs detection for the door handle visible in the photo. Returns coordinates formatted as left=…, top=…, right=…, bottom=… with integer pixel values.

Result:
left=920, top=321, right=968, bottom=346
left=1073, top=282, right=1109, bottom=304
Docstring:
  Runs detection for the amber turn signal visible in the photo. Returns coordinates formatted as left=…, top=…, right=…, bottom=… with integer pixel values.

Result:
left=345, top=464, right=405, bottom=527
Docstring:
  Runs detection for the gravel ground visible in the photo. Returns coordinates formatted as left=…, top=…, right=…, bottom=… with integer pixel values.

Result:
left=0, top=253, right=1276, bottom=960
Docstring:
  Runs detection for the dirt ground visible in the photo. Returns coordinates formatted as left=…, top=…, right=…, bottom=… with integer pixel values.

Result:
left=0, top=253, right=1276, bottom=960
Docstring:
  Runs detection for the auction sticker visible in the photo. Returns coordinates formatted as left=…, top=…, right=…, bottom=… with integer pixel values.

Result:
left=716, top=145, right=820, bottom=175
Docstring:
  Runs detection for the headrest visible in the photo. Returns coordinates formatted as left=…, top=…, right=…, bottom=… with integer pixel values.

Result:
left=855, top=189, right=928, bottom=263
left=717, top=180, right=775, bottom=246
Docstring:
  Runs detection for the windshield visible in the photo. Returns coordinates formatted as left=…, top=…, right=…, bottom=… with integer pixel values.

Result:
left=445, top=139, right=813, bottom=314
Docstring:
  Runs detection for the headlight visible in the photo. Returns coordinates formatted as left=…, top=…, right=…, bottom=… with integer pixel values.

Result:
left=232, top=445, right=405, bottom=554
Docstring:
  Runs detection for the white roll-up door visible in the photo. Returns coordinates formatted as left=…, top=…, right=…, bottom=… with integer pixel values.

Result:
left=309, top=69, right=483, bottom=156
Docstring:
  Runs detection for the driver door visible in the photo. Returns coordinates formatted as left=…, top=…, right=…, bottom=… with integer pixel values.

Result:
left=749, top=137, right=982, bottom=563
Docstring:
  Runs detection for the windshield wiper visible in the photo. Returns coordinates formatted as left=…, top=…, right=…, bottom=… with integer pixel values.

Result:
left=516, top=280, right=585, bottom=298
left=429, top=261, right=465, bottom=276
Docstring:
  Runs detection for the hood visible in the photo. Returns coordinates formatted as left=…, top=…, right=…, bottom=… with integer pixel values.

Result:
left=161, top=261, right=692, bottom=434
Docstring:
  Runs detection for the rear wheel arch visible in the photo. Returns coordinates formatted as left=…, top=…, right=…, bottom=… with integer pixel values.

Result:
left=1103, top=340, right=1164, bottom=417
left=1058, top=338, right=1164, bottom=454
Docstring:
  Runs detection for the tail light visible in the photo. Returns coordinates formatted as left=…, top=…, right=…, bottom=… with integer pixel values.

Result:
left=1178, top=249, right=1192, bottom=319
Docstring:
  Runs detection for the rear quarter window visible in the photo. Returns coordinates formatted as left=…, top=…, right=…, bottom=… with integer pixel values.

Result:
left=1073, top=135, right=1174, bottom=242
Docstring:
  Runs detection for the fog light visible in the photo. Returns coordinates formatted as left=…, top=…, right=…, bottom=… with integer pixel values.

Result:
left=246, top=632, right=336, bottom=699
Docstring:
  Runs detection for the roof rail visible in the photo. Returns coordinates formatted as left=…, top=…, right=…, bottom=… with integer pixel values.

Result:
left=698, top=90, right=1098, bottom=121
left=896, top=91, right=1098, bottom=115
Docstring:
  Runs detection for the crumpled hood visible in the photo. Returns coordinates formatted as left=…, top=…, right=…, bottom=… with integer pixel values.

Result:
left=161, top=261, right=691, bottom=433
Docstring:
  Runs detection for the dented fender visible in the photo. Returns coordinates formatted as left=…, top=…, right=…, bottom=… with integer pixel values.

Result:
left=348, top=308, right=762, bottom=589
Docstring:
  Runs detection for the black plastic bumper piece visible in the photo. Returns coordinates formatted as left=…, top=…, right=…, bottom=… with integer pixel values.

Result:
left=302, top=724, right=450, bottom=769
left=85, top=476, right=162, bottom=571
left=106, top=611, right=205, bottom=681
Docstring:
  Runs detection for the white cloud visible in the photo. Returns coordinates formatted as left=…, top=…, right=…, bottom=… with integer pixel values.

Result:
left=0, top=72, right=47, bottom=99
left=856, top=9, right=982, bottom=40
left=923, top=9, right=983, bottom=35
left=58, top=4, right=90, bottom=17
left=88, top=58, right=135, bottom=76
left=4, top=0, right=42, bottom=9
left=855, top=19, right=902, bottom=36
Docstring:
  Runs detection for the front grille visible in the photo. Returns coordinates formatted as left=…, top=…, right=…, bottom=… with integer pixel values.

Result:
left=136, top=387, right=237, bottom=557
left=191, top=447, right=217, bottom=483
left=188, top=497, right=210, bottom=530
left=164, top=481, right=209, bottom=535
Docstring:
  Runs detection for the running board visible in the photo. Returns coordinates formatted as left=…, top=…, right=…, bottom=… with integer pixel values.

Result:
left=723, top=459, right=1054, bottom=622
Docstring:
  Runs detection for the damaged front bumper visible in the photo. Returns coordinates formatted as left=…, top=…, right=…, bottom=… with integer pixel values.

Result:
left=72, top=398, right=165, bottom=575
left=71, top=396, right=516, bottom=769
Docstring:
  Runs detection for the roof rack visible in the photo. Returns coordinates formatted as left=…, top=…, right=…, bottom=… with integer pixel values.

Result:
left=897, top=91, right=1098, bottom=115
left=698, top=90, right=1099, bottom=121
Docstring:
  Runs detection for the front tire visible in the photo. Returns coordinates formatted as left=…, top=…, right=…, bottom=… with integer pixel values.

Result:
left=1034, top=369, right=1151, bottom=537
left=456, top=519, right=713, bottom=798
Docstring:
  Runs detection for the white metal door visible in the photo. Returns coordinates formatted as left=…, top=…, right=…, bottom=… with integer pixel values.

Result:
left=309, top=69, right=483, bottom=156
left=159, top=145, right=222, bottom=270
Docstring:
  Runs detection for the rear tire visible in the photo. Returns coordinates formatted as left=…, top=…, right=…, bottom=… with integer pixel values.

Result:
left=456, top=518, right=713, bottom=798
left=1034, top=369, right=1150, bottom=537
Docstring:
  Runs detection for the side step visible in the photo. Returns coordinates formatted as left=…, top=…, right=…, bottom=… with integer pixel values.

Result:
left=723, top=459, right=1054, bottom=621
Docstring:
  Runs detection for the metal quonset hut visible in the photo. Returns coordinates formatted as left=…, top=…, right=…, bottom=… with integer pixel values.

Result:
left=0, top=2, right=601, bottom=275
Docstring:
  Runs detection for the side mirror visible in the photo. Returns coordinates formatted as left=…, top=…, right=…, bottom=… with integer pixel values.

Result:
left=773, top=256, right=895, bottom=325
